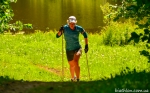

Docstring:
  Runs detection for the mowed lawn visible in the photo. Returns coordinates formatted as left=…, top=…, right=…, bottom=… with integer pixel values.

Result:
left=0, top=31, right=149, bottom=81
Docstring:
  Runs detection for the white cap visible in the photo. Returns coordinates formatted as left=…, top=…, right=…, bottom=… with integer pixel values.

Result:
left=68, top=16, right=77, bottom=23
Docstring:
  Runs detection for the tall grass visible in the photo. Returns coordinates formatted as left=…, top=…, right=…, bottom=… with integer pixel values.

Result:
left=101, top=20, right=143, bottom=46
left=100, top=3, right=144, bottom=46
left=0, top=31, right=149, bottom=82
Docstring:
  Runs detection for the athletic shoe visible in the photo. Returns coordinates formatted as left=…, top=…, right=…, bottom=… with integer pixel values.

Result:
left=71, top=78, right=75, bottom=82
left=71, top=77, right=80, bottom=82
left=77, top=79, right=80, bottom=82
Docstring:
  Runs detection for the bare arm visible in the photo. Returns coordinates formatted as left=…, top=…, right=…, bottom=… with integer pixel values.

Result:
left=85, top=38, right=88, bottom=45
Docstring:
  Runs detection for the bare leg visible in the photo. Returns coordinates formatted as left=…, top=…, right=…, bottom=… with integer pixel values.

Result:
left=68, top=49, right=81, bottom=81
left=68, top=60, right=75, bottom=79
left=74, top=53, right=80, bottom=79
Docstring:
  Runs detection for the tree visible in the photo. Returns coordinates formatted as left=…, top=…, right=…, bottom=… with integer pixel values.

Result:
left=0, top=0, right=32, bottom=33
left=110, top=0, right=150, bottom=62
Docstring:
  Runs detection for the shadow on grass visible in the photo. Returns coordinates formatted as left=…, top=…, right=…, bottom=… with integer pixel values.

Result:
left=0, top=69, right=150, bottom=93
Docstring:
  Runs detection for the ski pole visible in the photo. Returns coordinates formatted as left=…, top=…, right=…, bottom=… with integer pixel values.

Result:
left=62, top=27, right=64, bottom=81
left=86, top=53, right=90, bottom=80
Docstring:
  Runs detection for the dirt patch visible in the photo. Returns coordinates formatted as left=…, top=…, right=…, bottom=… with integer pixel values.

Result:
left=0, top=80, right=78, bottom=93
left=0, top=65, right=73, bottom=93
left=36, top=65, right=69, bottom=76
left=35, top=65, right=70, bottom=78
left=0, top=81, right=45, bottom=93
left=37, top=65, right=62, bottom=76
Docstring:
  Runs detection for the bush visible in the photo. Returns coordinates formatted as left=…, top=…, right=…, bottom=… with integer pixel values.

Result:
left=0, top=0, right=32, bottom=34
left=100, top=3, right=143, bottom=46
left=101, top=20, right=143, bottom=46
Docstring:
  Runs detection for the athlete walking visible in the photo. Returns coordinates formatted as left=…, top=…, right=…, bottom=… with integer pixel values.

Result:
left=56, top=16, right=88, bottom=81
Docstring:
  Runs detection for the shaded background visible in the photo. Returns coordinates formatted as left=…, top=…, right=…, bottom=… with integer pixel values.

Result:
left=11, top=0, right=114, bottom=32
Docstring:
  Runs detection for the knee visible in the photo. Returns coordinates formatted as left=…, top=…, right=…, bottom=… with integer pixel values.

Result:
left=70, top=65, right=75, bottom=68
left=69, top=62, right=75, bottom=68
left=74, top=63, right=80, bottom=68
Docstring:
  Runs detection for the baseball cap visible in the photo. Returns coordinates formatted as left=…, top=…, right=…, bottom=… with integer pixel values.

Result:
left=68, top=16, right=77, bottom=23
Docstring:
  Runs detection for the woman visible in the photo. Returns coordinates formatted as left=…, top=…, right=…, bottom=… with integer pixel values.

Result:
left=56, top=16, right=88, bottom=82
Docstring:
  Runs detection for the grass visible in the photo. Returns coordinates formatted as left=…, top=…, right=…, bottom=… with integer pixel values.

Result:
left=101, top=21, right=143, bottom=46
left=0, top=31, right=150, bottom=93
left=0, top=32, right=62, bottom=81
left=0, top=31, right=149, bottom=80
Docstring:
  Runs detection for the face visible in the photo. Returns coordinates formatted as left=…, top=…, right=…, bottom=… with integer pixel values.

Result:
left=69, top=23, right=75, bottom=30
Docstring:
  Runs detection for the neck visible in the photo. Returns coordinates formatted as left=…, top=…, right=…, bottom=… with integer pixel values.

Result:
left=69, top=25, right=76, bottom=30
left=70, top=27, right=75, bottom=30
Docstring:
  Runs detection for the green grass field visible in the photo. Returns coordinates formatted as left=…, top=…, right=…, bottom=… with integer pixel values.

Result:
left=0, top=31, right=150, bottom=93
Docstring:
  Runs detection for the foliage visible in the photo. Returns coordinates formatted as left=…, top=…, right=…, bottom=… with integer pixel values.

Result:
left=100, top=2, right=143, bottom=46
left=100, top=2, right=121, bottom=26
left=110, top=0, right=150, bottom=62
left=100, top=3, right=116, bottom=26
left=0, top=0, right=32, bottom=33
left=101, top=20, right=138, bottom=46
